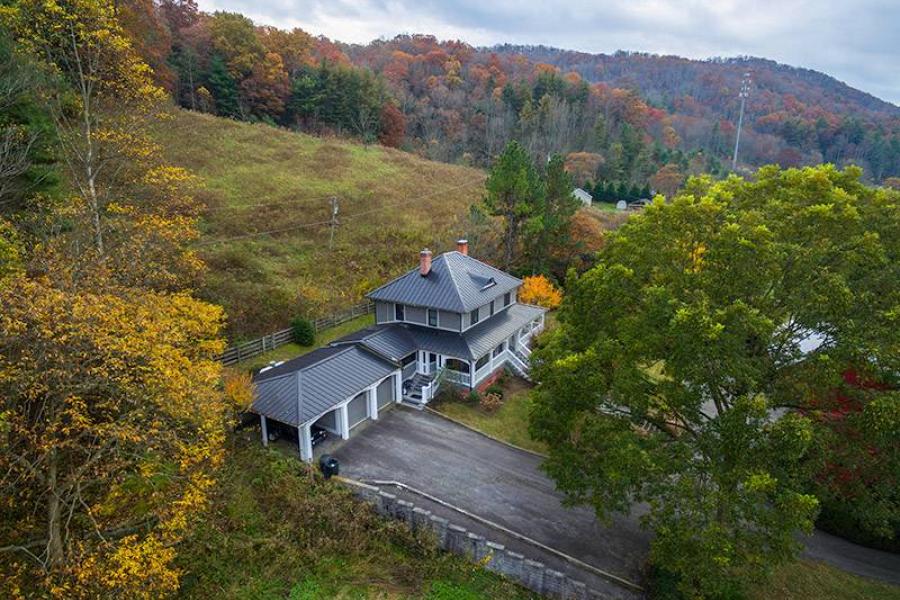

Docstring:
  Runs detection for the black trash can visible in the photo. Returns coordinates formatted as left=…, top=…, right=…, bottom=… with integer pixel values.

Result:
left=319, top=454, right=339, bottom=479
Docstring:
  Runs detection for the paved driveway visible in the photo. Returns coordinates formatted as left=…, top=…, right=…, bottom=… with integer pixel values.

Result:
left=333, top=407, right=652, bottom=588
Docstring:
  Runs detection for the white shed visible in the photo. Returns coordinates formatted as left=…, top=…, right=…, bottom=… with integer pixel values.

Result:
left=572, top=188, right=593, bottom=207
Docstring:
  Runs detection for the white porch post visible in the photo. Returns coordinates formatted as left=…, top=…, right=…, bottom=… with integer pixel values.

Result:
left=469, top=361, right=476, bottom=388
left=299, top=423, right=313, bottom=462
left=394, top=371, right=402, bottom=403
left=260, top=415, right=268, bottom=447
left=338, top=403, right=350, bottom=440
left=367, top=384, right=379, bottom=420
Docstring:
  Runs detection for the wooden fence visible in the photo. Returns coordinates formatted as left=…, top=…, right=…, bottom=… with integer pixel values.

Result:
left=219, top=301, right=375, bottom=366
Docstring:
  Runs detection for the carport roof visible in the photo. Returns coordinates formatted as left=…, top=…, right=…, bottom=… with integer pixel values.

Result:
left=251, top=345, right=397, bottom=427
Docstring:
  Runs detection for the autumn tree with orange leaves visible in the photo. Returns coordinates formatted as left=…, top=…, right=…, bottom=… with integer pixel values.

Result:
left=519, top=274, right=563, bottom=309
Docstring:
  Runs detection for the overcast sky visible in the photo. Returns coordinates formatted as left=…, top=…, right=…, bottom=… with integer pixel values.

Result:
left=197, top=0, right=900, bottom=106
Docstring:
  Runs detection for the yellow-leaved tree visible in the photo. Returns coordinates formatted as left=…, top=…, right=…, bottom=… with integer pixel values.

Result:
left=519, top=274, right=563, bottom=309
left=0, top=277, right=226, bottom=598
left=1, top=1, right=229, bottom=597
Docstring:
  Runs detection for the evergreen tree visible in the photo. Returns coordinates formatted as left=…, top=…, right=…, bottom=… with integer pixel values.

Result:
left=207, top=54, right=241, bottom=118
left=523, top=154, right=580, bottom=274
left=484, top=141, right=540, bottom=269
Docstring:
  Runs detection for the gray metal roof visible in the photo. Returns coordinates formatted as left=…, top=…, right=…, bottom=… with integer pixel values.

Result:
left=367, top=251, right=522, bottom=313
left=332, top=325, right=418, bottom=362
left=332, top=303, right=545, bottom=362
left=463, top=303, right=546, bottom=359
left=251, top=345, right=398, bottom=426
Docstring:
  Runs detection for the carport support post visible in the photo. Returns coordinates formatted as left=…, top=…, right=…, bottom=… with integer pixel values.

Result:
left=338, top=403, right=350, bottom=440
left=298, top=423, right=313, bottom=462
left=260, top=415, right=268, bottom=447
left=367, top=384, right=378, bottom=421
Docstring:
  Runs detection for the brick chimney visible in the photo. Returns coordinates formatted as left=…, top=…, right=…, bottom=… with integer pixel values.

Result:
left=419, top=249, right=432, bottom=276
left=456, top=239, right=468, bottom=256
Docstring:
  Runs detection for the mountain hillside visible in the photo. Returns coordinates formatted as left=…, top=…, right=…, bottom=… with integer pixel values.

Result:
left=122, top=3, right=900, bottom=186
left=151, top=109, right=486, bottom=339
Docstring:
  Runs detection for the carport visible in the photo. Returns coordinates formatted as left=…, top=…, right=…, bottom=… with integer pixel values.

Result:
left=251, top=345, right=401, bottom=461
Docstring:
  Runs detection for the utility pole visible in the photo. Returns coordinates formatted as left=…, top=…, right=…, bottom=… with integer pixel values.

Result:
left=731, top=72, right=751, bottom=171
left=328, top=196, right=338, bottom=250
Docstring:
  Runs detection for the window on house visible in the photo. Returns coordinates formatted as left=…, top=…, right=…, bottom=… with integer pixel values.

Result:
left=475, top=355, right=490, bottom=370
left=489, top=300, right=495, bottom=316
left=504, top=292, right=511, bottom=306
left=401, top=353, right=416, bottom=367
left=445, top=358, right=470, bottom=373
left=428, top=308, right=438, bottom=327
left=395, top=303, right=405, bottom=321
left=493, top=343, right=504, bottom=358
left=470, top=307, right=480, bottom=325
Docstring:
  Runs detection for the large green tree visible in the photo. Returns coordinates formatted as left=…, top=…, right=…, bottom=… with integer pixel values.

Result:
left=530, top=165, right=899, bottom=597
left=484, top=140, right=540, bottom=269
left=523, top=154, right=580, bottom=275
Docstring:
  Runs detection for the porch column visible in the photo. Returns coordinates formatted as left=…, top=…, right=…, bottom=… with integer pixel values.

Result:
left=394, top=371, right=402, bottom=404
left=368, top=384, right=379, bottom=421
left=298, top=423, right=313, bottom=462
left=260, top=415, right=268, bottom=447
left=469, top=361, right=476, bottom=388
left=338, top=403, right=350, bottom=440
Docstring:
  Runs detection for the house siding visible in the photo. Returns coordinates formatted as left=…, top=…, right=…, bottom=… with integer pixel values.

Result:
left=348, top=392, right=368, bottom=428
left=375, top=301, right=392, bottom=324
left=377, top=376, right=394, bottom=409
left=440, top=310, right=462, bottom=331
left=406, top=305, right=427, bottom=325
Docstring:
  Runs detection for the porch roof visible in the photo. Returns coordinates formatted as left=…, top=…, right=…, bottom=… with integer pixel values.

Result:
left=463, top=303, right=545, bottom=359
left=330, top=303, right=546, bottom=363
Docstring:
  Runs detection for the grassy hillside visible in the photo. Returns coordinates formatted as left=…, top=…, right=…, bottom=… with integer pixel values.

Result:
left=152, top=109, right=486, bottom=339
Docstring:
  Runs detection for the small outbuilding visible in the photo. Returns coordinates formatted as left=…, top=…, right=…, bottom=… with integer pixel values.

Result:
left=572, top=187, right=593, bottom=206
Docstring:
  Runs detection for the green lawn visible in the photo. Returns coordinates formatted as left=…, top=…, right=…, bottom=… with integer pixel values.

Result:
left=231, top=314, right=374, bottom=372
left=433, top=377, right=547, bottom=455
left=748, top=560, right=900, bottom=600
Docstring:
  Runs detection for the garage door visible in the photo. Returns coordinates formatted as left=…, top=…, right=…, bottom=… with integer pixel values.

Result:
left=377, top=376, right=395, bottom=410
left=348, top=391, right=369, bottom=429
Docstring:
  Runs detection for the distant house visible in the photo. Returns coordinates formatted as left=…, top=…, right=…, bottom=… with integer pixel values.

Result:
left=572, top=187, right=593, bottom=206
left=250, top=240, right=546, bottom=461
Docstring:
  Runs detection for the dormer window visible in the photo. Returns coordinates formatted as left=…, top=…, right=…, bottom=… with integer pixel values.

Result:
left=395, top=303, right=405, bottom=321
left=428, top=308, right=438, bottom=327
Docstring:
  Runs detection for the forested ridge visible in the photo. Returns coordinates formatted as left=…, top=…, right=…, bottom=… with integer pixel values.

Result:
left=120, top=1, right=900, bottom=190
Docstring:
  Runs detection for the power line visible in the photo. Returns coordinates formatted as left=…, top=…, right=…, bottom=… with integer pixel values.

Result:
left=201, top=193, right=337, bottom=213
left=194, top=178, right=483, bottom=248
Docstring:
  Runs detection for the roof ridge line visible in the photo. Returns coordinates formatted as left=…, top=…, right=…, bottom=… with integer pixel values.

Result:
left=443, top=252, right=465, bottom=312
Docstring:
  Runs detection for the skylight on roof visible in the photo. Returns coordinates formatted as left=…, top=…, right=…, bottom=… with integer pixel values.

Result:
left=480, top=277, right=496, bottom=291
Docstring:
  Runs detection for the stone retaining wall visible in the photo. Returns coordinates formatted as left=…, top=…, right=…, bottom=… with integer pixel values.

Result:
left=344, top=479, right=628, bottom=599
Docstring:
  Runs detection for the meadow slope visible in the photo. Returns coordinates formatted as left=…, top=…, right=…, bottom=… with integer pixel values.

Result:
left=152, top=109, right=486, bottom=339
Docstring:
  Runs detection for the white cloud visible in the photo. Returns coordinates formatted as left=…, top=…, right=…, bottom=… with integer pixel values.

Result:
left=197, top=0, right=900, bottom=105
